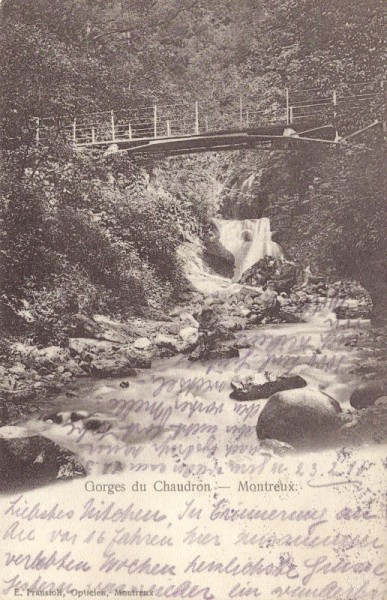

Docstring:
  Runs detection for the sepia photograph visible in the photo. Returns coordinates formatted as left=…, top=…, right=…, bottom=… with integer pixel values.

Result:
left=0, top=0, right=386, bottom=598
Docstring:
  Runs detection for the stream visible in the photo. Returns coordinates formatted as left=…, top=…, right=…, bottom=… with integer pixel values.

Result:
left=2, top=216, right=375, bottom=487
left=11, top=311, right=369, bottom=481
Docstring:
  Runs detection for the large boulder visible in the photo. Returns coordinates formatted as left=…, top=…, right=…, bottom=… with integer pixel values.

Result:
left=277, top=309, right=304, bottom=324
left=14, top=345, right=71, bottom=370
left=122, top=346, right=152, bottom=368
left=88, top=356, right=137, bottom=378
left=203, top=236, right=235, bottom=278
left=218, top=319, right=243, bottom=333
left=154, top=334, right=181, bottom=352
left=333, top=300, right=371, bottom=320
left=74, top=314, right=131, bottom=344
left=133, top=337, right=152, bottom=350
left=350, top=380, right=387, bottom=409
left=231, top=373, right=307, bottom=401
left=0, top=428, right=86, bottom=492
left=68, top=338, right=116, bottom=359
left=179, top=312, right=199, bottom=328
left=42, top=410, right=91, bottom=424
left=68, top=338, right=151, bottom=372
left=189, top=341, right=239, bottom=362
left=239, top=257, right=299, bottom=293
left=256, top=388, right=342, bottom=448
left=42, top=411, right=116, bottom=432
left=179, top=327, right=199, bottom=345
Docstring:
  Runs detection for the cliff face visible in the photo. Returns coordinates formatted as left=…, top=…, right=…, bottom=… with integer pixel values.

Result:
left=202, top=236, right=235, bottom=279
left=214, top=140, right=386, bottom=324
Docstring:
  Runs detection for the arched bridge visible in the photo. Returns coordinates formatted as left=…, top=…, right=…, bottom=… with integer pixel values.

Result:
left=35, top=82, right=384, bottom=157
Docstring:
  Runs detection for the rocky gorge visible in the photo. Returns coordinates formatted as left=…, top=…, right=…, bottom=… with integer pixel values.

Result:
left=1, top=217, right=386, bottom=491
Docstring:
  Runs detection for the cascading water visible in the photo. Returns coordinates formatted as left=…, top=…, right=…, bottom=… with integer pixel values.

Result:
left=179, top=217, right=283, bottom=292
left=214, top=217, right=283, bottom=281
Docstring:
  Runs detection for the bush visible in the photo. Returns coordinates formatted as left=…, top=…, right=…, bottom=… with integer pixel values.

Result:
left=23, top=266, right=105, bottom=345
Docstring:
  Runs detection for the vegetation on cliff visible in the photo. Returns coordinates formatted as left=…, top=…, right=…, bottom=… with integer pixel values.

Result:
left=0, top=0, right=385, bottom=349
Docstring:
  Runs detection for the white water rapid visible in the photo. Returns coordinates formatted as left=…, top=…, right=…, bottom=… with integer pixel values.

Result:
left=214, top=217, right=283, bottom=281
left=180, top=217, right=283, bottom=293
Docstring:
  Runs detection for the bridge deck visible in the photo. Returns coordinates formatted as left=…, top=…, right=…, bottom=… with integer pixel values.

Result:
left=85, top=122, right=338, bottom=156
left=34, top=83, right=383, bottom=157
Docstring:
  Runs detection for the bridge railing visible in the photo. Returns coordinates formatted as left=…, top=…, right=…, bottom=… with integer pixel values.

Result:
left=33, top=82, right=384, bottom=147
left=288, top=81, right=384, bottom=131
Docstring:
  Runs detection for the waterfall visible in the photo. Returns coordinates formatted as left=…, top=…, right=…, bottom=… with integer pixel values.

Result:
left=214, top=217, right=283, bottom=281
left=179, top=218, right=282, bottom=293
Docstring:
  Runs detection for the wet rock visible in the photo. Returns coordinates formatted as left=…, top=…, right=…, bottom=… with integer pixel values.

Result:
left=68, top=338, right=116, bottom=359
left=42, top=410, right=90, bottom=424
left=0, top=430, right=85, bottom=491
left=189, top=341, right=239, bottom=361
left=16, top=345, right=70, bottom=370
left=337, top=405, right=387, bottom=445
left=133, top=337, right=152, bottom=350
left=231, top=373, right=307, bottom=400
left=42, top=412, right=66, bottom=424
left=334, top=302, right=371, bottom=320
left=277, top=310, right=304, bottom=324
left=66, top=359, right=86, bottom=377
left=337, top=412, right=361, bottom=430
left=122, top=347, right=152, bottom=369
left=308, top=274, right=325, bottom=285
left=89, top=356, right=137, bottom=378
left=203, top=235, right=235, bottom=278
left=239, top=257, right=299, bottom=293
left=156, top=346, right=177, bottom=358
left=248, top=314, right=262, bottom=325
left=37, top=366, right=54, bottom=376
left=165, top=322, right=182, bottom=335
left=83, top=415, right=115, bottom=432
left=350, top=380, right=387, bottom=409
left=68, top=338, right=151, bottom=372
left=256, top=388, right=342, bottom=448
left=218, top=319, right=243, bottom=332
left=154, top=334, right=180, bottom=352
left=277, top=294, right=289, bottom=307
left=91, top=314, right=131, bottom=344
left=179, top=312, right=199, bottom=328
left=179, top=327, right=199, bottom=345
left=294, top=290, right=308, bottom=304
left=41, top=410, right=115, bottom=433
left=233, top=339, right=252, bottom=349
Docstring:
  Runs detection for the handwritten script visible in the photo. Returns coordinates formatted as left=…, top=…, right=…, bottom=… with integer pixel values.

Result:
left=1, top=322, right=386, bottom=599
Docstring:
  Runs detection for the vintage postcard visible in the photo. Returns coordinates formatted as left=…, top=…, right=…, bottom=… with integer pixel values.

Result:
left=1, top=1, right=386, bottom=599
